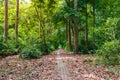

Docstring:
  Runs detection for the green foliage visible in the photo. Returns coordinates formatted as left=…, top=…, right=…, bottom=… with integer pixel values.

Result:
left=83, top=57, right=93, bottom=63
left=96, top=40, right=120, bottom=65
left=0, top=70, right=4, bottom=77
left=104, top=78, right=111, bottom=80
left=0, top=0, right=60, bottom=58
left=78, top=37, right=97, bottom=54
left=20, top=44, right=42, bottom=59
left=0, top=39, right=20, bottom=56
left=106, top=66, right=120, bottom=75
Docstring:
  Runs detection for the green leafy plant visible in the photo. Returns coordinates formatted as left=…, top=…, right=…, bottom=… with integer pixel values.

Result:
left=104, top=78, right=111, bottom=80
left=0, top=70, right=5, bottom=77
left=0, top=40, right=20, bottom=56
left=96, top=40, right=120, bottom=65
left=19, top=43, right=42, bottom=59
left=83, top=57, right=93, bottom=63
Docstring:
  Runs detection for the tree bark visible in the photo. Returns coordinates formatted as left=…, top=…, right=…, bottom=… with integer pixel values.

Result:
left=15, top=0, right=19, bottom=41
left=85, top=0, right=88, bottom=47
left=65, top=0, right=72, bottom=51
left=3, top=0, right=8, bottom=43
left=93, top=0, right=95, bottom=28
left=93, top=0, right=95, bottom=42
left=73, top=0, right=78, bottom=54
left=66, top=20, right=68, bottom=40
left=67, top=20, right=71, bottom=51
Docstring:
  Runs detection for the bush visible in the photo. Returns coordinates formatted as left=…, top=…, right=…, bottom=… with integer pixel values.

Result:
left=96, top=40, right=120, bottom=65
left=0, top=36, right=3, bottom=56
left=0, top=39, right=20, bottom=56
left=0, top=43, right=4, bottom=56
left=2, top=40, right=20, bottom=55
left=19, top=44, right=42, bottom=59
left=78, top=39, right=97, bottom=54
left=0, top=37, right=43, bottom=59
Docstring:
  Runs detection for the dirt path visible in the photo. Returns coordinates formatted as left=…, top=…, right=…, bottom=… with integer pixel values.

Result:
left=0, top=49, right=120, bottom=80
left=56, top=50, right=71, bottom=80
left=55, top=49, right=120, bottom=80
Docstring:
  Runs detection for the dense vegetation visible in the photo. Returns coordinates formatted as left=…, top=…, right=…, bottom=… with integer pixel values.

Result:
left=0, top=0, right=120, bottom=65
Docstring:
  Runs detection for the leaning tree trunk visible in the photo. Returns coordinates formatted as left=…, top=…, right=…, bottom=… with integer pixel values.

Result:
left=15, top=0, right=19, bottom=41
left=3, top=0, right=8, bottom=43
left=73, top=0, right=78, bottom=54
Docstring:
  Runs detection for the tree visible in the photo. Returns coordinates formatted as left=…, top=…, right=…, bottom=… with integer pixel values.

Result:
left=73, top=0, right=78, bottom=54
left=85, top=0, right=88, bottom=47
left=65, top=0, right=72, bottom=51
left=15, top=0, right=19, bottom=41
left=67, top=20, right=71, bottom=51
left=3, top=0, right=8, bottom=43
left=33, top=1, right=48, bottom=53
left=92, top=0, right=95, bottom=43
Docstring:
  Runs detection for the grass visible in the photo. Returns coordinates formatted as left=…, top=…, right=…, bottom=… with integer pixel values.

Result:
left=0, top=70, right=4, bottom=77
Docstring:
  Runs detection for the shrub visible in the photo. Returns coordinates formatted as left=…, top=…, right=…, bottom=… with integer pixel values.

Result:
left=19, top=44, right=42, bottom=59
left=78, top=39, right=97, bottom=54
left=0, top=40, right=20, bottom=56
left=96, top=40, right=120, bottom=65
left=0, top=43, right=4, bottom=56
left=0, top=40, right=18, bottom=56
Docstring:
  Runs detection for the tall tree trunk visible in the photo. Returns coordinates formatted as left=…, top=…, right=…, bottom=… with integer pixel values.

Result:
left=93, top=0, right=95, bottom=29
left=93, top=0, right=95, bottom=42
left=67, top=20, right=71, bottom=51
left=85, top=0, right=88, bottom=47
left=15, top=0, right=19, bottom=41
left=73, top=0, right=78, bottom=54
left=3, top=0, right=8, bottom=43
left=66, top=20, right=68, bottom=41
left=65, top=0, right=72, bottom=51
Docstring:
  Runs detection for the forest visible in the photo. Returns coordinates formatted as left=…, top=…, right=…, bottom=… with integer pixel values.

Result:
left=0, top=0, right=120, bottom=80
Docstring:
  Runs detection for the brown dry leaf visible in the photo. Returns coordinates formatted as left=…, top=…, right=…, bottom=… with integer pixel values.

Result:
left=0, top=49, right=120, bottom=80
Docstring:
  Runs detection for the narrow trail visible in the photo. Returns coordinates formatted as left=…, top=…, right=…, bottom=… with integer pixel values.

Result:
left=56, top=50, right=71, bottom=80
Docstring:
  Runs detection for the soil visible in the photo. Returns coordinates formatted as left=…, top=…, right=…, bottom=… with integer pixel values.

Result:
left=0, top=49, right=120, bottom=80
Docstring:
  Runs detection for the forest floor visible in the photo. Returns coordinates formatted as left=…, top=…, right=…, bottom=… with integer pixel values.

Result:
left=0, top=49, right=120, bottom=80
